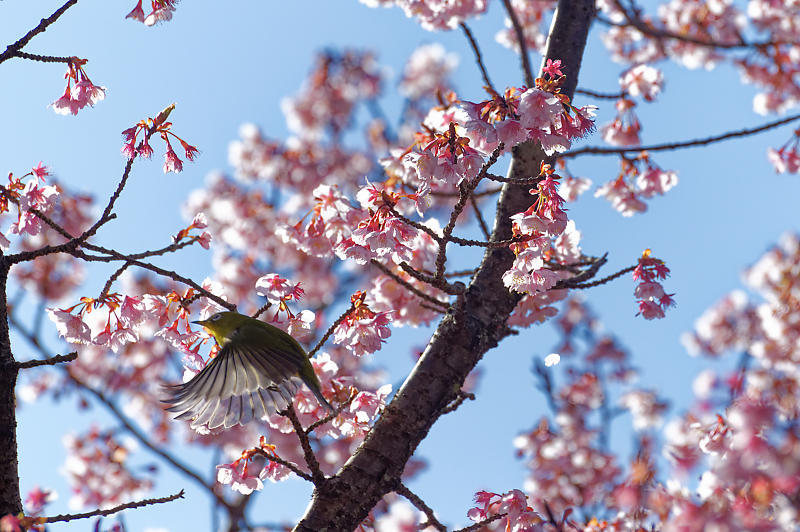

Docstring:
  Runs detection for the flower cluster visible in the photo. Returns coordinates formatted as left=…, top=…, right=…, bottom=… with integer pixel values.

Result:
left=47, top=293, right=147, bottom=352
left=283, top=50, right=382, bottom=140
left=399, top=44, right=458, bottom=100
left=361, top=0, right=488, bottom=31
left=495, top=0, right=557, bottom=54
left=594, top=152, right=678, bottom=216
left=633, top=249, right=674, bottom=319
left=254, top=273, right=315, bottom=340
left=51, top=58, right=105, bottom=116
left=385, top=60, right=596, bottom=205
left=0, top=486, right=59, bottom=532
left=172, top=212, right=212, bottom=250
left=121, top=104, right=199, bottom=174
left=600, top=98, right=641, bottom=146
left=0, top=163, right=60, bottom=249
left=125, top=0, right=177, bottom=25
left=467, top=490, right=545, bottom=531
left=333, top=291, right=392, bottom=356
left=596, top=0, right=800, bottom=114
left=335, top=181, right=420, bottom=265
left=216, top=437, right=289, bottom=495
left=503, top=163, right=575, bottom=295
left=63, top=429, right=153, bottom=510
left=620, top=64, right=664, bottom=102
left=767, top=127, right=800, bottom=174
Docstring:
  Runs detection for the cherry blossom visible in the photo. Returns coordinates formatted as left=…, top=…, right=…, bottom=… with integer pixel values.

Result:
left=633, top=250, right=674, bottom=319
left=399, top=44, right=458, bottom=99
left=496, top=0, right=557, bottom=54
left=51, top=59, right=105, bottom=116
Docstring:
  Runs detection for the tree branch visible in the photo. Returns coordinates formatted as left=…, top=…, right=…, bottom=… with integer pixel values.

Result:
left=562, top=112, right=800, bottom=158
left=15, top=352, right=77, bottom=369
left=294, top=2, right=596, bottom=529
left=0, top=0, right=80, bottom=65
left=395, top=484, right=446, bottom=531
left=41, top=490, right=185, bottom=524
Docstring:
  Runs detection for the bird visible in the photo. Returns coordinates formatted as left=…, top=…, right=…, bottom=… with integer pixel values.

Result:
left=163, top=311, right=334, bottom=430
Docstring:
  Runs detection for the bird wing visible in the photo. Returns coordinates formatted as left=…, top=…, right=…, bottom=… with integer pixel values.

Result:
left=163, top=324, right=306, bottom=430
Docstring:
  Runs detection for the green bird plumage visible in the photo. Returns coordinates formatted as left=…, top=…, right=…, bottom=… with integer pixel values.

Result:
left=164, top=311, right=334, bottom=430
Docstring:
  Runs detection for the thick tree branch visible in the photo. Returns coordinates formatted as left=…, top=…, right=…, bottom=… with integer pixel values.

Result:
left=0, top=258, right=21, bottom=518
left=294, top=2, right=595, bottom=529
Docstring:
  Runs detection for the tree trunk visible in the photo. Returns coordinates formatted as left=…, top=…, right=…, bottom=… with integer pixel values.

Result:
left=0, top=257, right=22, bottom=518
left=295, top=1, right=596, bottom=530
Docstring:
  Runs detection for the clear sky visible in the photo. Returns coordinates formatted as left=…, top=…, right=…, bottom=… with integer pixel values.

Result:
left=3, top=1, right=799, bottom=530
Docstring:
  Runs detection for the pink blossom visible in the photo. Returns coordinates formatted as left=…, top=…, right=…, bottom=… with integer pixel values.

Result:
left=768, top=146, right=800, bottom=174
left=495, top=0, right=557, bottom=53
left=638, top=299, right=666, bottom=319
left=216, top=460, right=263, bottom=495
left=125, top=0, right=145, bottom=22
left=51, top=85, right=79, bottom=116
left=334, top=309, right=392, bottom=356
left=144, top=2, right=176, bottom=26
left=543, top=58, right=564, bottom=78
left=163, top=144, right=183, bottom=173
left=559, top=175, right=592, bottom=201
left=517, top=88, right=563, bottom=131
left=620, top=64, right=664, bottom=101
left=0, top=514, right=21, bottom=532
left=636, top=165, right=678, bottom=197
left=31, top=161, right=50, bottom=181
left=196, top=231, right=212, bottom=249
left=24, top=486, right=55, bottom=516
left=399, top=44, right=458, bottom=99
left=46, top=308, right=92, bottom=344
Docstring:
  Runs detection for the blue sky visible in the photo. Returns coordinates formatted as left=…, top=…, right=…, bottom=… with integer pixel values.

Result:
left=3, top=1, right=799, bottom=530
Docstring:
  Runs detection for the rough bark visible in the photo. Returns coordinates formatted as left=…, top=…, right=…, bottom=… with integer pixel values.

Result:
left=0, top=257, right=22, bottom=518
left=295, top=2, right=596, bottom=530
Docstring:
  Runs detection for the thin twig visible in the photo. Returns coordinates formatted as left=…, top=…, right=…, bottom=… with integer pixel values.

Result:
left=574, top=87, right=626, bottom=100
left=501, top=0, right=535, bottom=86
left=0, top=0, right=80, bottom=65
left=305, top=394, right=355, bottom=435
left=469, top=194, right=491, bottom=240
left=454, top=513, right=505, bottom=532
left=257, top=449, right=313, bottom=482
left=399, top=262, right=464, bottom=295
left=15, top=352, right=77, bottom=369
left=430, top=185, right=503, bottom=198
left=251, top=302, right=272, bottom=320
left=460, top=22, right=497, bottom=95
left=608, top=0, right=795, bottom=50
left=562, top=113, right=800, bottom=158
left=533, top=358, right=560, bottom=415
left=12, top=51, right=73, bottom=63
left=370, top=259, right=450, bottom=310
left=282, top=405, right=326, bottom=485
left=42, top=491, right=184, bottom=524
left=556, top=263, right=634, bottom=290
left=99, top=261, right=132, bottom=299
left=435, top=144, right=504, bottom=284
left=307, top=300, right=356, bottom=359
left=438, top=390, right=475, bottom=415
left=395, top=484, right=447, bottom=531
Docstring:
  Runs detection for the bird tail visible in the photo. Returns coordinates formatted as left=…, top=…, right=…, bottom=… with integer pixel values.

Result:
left=307, top=382, right=335, bottom=413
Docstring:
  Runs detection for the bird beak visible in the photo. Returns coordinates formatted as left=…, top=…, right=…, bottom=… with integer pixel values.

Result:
left=192, top=320, right=207, bottom=326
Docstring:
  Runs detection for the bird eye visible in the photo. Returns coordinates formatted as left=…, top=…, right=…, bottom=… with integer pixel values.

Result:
left=209, top=313, right=222, bottom=321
